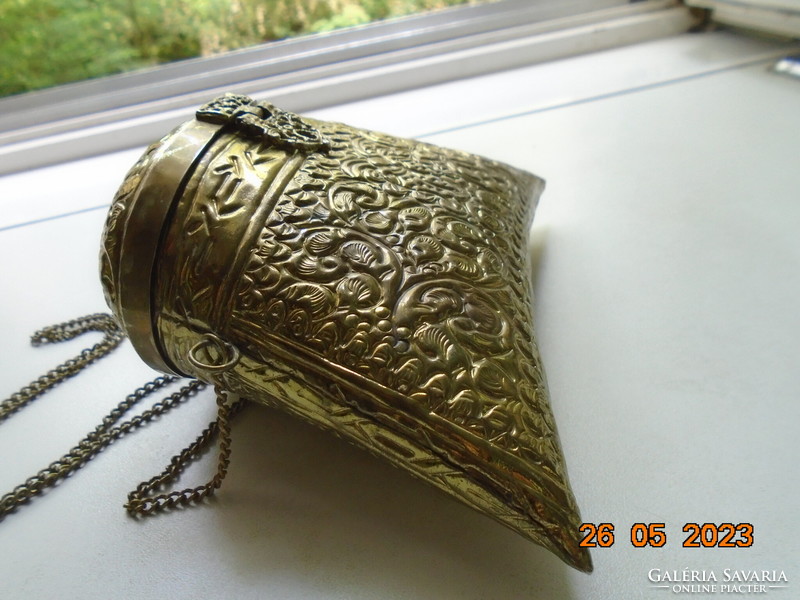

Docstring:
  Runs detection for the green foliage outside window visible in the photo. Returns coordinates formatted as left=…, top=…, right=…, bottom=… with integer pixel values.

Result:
left=0, top=0, right=481, bottom=98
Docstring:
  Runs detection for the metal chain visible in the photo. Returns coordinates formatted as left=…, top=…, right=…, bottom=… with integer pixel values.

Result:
left=0, top=313, right=124, bottom=423
left=0, top=314, right=244, bottom=522
left=125, top=386, right=246, bottom=515
left=0, top=375, right=198, bottom=520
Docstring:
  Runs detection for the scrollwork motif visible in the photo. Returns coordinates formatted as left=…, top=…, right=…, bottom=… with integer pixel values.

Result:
left=112, top=105, right=589, bottom=569
left=230, top=121, right=564, bottom=480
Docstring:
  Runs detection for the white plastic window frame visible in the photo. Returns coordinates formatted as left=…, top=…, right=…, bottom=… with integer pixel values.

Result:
left=685, top=0, right=800, bottom=38
left=0, top=0, right=694, bottom=175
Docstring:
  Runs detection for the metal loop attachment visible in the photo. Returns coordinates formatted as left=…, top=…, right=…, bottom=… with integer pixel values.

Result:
left=187, top=333, right=240, bottom=372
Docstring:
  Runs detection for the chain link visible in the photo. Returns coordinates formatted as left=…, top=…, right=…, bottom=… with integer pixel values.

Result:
left=125, top=386, right=246, bottom=515
left=0, top=314, right=244, bottom=522
left=0, top=313, right=124, bottom=423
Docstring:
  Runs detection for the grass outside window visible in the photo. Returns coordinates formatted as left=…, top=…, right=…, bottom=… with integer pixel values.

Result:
left=0, top=0, right=487, bottom=97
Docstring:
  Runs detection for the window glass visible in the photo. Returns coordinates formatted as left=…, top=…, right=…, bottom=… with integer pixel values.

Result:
left=0, top=0, right=490, bottom=98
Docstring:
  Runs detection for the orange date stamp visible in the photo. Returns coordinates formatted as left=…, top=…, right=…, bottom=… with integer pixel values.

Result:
left=579, top=522, right=754, bottom=548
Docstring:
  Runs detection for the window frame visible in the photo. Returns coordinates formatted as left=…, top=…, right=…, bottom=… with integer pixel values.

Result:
left=0, top=0, right=693, bottom=175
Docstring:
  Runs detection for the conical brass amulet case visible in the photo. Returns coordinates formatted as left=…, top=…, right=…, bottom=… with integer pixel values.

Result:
left=100, top=94, right=591, bottom=572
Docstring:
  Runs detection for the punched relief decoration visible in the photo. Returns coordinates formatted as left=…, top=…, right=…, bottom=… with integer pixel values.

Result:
left=98, top=94, right=589, bottom=570
left=229, top=119, right=570, bottom=488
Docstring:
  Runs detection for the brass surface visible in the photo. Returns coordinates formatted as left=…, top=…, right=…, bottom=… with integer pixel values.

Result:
left=100, top=119, right=223, bottom=374
left=100, top=94, right=592, bottom=572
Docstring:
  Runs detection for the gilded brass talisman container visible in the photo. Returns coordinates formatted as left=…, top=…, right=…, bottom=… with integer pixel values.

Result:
left=100, top=94, right=591, bottom=572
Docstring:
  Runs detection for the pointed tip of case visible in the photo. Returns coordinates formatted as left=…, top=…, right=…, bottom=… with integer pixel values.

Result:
left=573, top=550, right=594, bottom=574
left=554, top=523, right=593, bottom=573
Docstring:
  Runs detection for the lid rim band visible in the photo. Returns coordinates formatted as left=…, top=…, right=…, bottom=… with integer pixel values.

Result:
left=116, top=119, right=223, bottom=374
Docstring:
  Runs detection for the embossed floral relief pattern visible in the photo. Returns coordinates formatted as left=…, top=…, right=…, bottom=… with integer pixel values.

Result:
left=232, top=123, right=564, bottom=479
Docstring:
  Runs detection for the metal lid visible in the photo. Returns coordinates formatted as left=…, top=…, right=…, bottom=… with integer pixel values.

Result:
left=101, top=94, right=331, bottom=374
left=101, top=118, right=222, bottom=374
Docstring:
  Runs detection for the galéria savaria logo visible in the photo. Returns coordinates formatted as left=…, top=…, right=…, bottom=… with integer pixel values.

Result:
left=648, top=569, right=789, bottom=594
